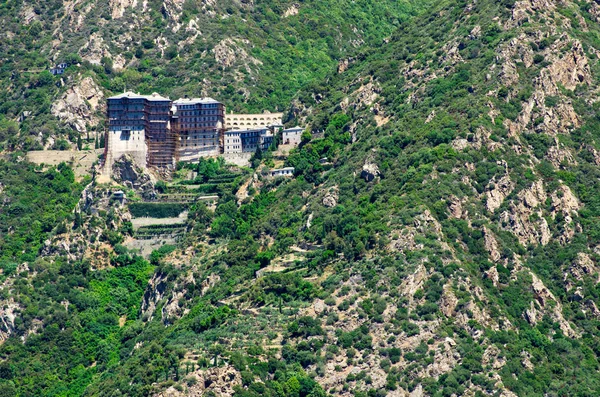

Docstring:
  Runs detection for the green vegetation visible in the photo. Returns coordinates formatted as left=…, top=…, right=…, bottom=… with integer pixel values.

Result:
left=128, top=203, right=186, bottom=218
left=5, top=0, right=600, bottom=396
left=0, top=158, right=84, bottom=264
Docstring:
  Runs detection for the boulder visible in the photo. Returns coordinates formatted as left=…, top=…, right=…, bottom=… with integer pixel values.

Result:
left=361, top=162, right=380, bottom=182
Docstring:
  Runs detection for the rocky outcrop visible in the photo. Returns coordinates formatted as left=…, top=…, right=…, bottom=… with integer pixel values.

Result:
left=79, top=33, right=114, bottom=68
left=565, top=253, right=599, bottom=291
left=452, top=126, right=501, bottom=152
left=486, top=174, right=514, bottom=213
left=528, top=272, right=578, bottom=337
left=440, top=284, right=458, bottom=317
left=422, top=337, right=459, bottom=378
left=507, top=0, right=556, bottom=28
left=141, top=272, right=168, bottom=320
left=401, top=263, right=429, bottom=303
left=322, top=186, right=339, bottom=207
left=201, top=273, right=220, bottom=295
left=155, top=365, right=242, bottom=397
left=447, top=195, right=465, bottom=219
left=550, top=185, right=579, bottom=217
left=283, top=3, right=299, bottom=17
left=546, top=144, right=577, bottom=168
left=483, top=227, right=501, bottom=262
left=212, top=38, right=261, bottom=69
left=543, top=38, right=591, bottom=91
left=109, top=0, right=137, bottom=18
left=389, top=210, right=443, bottom=253
left=0, top=299, right=21, bottom=343
left=112, top=155, right=157, bottom=200
left=361, top=162, right=380, bottom=182
left=499, top=180, right=551, bottom=246
left=500, top=34, right=589, bottom=138
left=482, top=345, right=506, bottom=370
left=51, top=76, right=104, bottom=133
left=162, top=0, right=186, bottom=20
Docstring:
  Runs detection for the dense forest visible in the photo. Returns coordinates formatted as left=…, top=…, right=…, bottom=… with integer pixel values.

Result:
left=3, top=0, right=600, bottom=396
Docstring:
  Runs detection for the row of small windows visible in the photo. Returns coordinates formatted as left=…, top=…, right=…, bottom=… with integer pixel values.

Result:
left=180, top=116, right=219, bottom=121
left=182, top=143, right=218, bottom=147
left=180, top=124, right=219, bottom=128
left=229, top=117, right=277, bottom=121
left=181, top=135, right=214, bottom=139
left=180, top=110, right=220, bottom=116
left=178, top=104, right=220, bottom=110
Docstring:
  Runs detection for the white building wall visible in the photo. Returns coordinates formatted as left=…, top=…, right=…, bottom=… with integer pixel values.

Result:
left=108, top=129, right=148, bottom=169
left=225, top=112, right=283, bottom=131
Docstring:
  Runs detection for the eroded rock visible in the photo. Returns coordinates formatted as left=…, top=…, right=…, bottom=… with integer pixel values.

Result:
left=51, top=76, right=104, bottom=133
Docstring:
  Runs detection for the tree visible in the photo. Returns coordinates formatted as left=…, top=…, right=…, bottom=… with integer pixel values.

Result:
left=36, top=71, right=53, bottom=87
left=301, top=130, right=312, bottom=144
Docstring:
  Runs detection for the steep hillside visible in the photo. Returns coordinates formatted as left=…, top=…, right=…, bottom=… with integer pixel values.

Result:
left=0, top=0, right=432, bottom=150
left=4, top=0, right=600, bottom=396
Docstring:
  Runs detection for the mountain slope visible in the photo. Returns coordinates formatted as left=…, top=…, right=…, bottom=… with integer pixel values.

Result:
left=4, top=0, right=600, bottom=396
left=0, top=0, right=433, bottom=150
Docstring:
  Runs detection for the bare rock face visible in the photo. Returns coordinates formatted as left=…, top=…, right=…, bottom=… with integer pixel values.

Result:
left=551, top=185, right=579, bottom=217
left=338, top=58, right=350, bottom=74
left=141, top=272, right=168, bottom=320
left=79, top=32, right=110, bottom=66
left=485, top=266, right=500, bottom=287
left=507, top=0, right=556, bottom=28
left=440, top=284, right=458, bottom=317
left=212, top=38, right=261, bottom=69
left=482, top=345, right=506, bottom=370
left=498, top=32, right=589, bottom=139
left=201, top=273, right=220, bottom=295
left=283, top=3, right=299, bottom=17
left=551, top=184, right=580, bottom=244
left=499, top=180, right=551, bottom=246
left=483, top=227, right=501, bottom=262
left=109, top=0, right=138, bottom=18
left=389, top=210, right=443, bottom=253
left=422, top=337, right=459, bottom=378
left=155, top=365, right=242, bottom=397
left=486, top=174, right=514, bottom=213
left=353, top=81, right=380, bottom=109
left=565, top=253, right=599, bottom=291
left=322, top=186, right=339, bottom=207
left=162, top=288, right=189, bottom=325
left=529, top=271, right=578, bottom=337
left=546, top=144, right=577, bottom=168
left=162, top=0, right=186, bottom=20
left=447, top=195, right=465, bottom=219
left=544, top=39, right=591, bottom=91
left=112, top=155, right=157, bottom=200
left=361, top=162, right=380, bottom=182
left=0, top=299, right=21, bottom=343
left=51, top=76, right=104, bottom=133
left=402, top=263, right=429, bottom=300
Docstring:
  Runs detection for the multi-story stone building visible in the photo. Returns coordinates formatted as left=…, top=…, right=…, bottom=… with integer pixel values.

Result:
left=224, top=128, right=273, bottom=154
left=282, top=126, right=304, bottom=146
left=106, top=92, right=172, bottom=170
left=172, top=98, right=225, bottom=162
left=105, top=93, right=298, bottom=173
